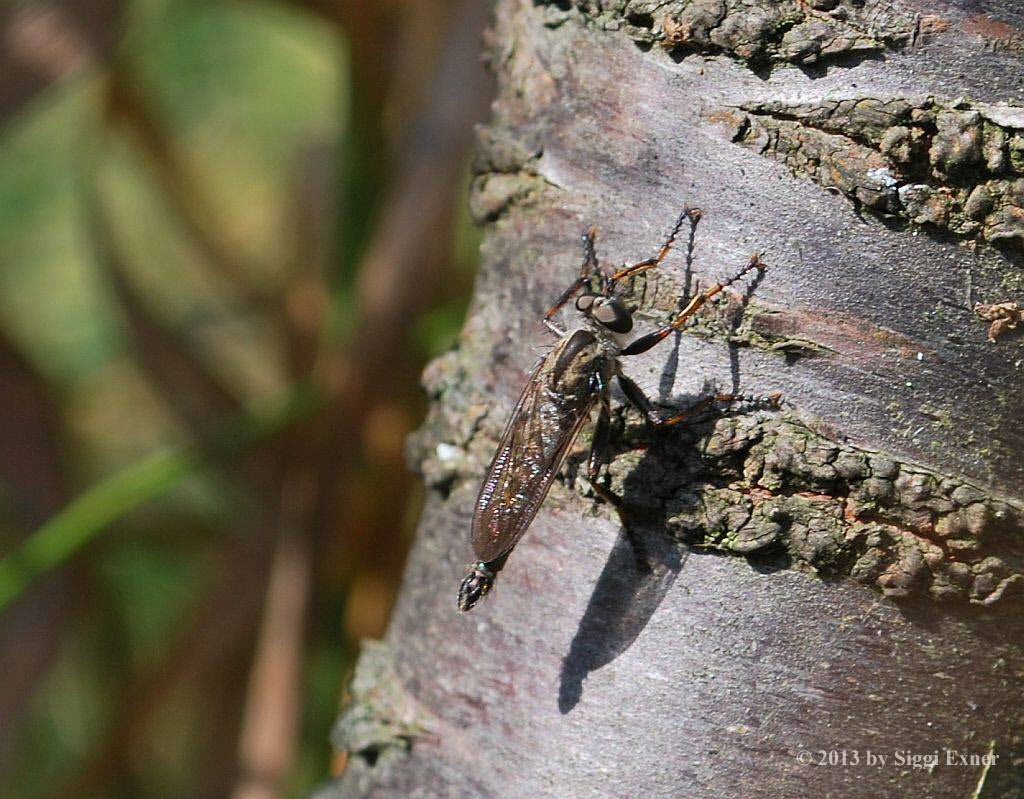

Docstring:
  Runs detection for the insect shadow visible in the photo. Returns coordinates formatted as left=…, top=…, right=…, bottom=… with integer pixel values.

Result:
left=557, top=516, right=684, bottom=714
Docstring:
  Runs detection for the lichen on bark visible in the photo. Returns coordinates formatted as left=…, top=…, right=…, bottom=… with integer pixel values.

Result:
left=537, top=0, right=918, bottom=69
left=718, top=96, right=1024, bottom=247
left=608, top=409, right=1024, bottom=605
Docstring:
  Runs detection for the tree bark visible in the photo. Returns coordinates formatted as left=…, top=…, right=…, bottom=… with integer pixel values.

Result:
left=321, top=1, right=1024, bottom=796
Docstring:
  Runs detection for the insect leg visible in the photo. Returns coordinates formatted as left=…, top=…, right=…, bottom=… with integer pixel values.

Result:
left=618, top=372, right=781, bottom=429
left=608, top=206, right=701, bottom=285
left=621, top=253, right=767, bottom=356
left=543, top=226, right=605, bottom=327
left=587, top=377, right=649, bottom=569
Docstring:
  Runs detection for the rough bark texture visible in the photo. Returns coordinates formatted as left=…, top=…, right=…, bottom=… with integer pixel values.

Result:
left=320, top=1, right=1024, bottom=796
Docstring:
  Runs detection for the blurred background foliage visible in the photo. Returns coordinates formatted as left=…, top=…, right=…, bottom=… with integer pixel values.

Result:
left=0, top=0, right=490, bottom=797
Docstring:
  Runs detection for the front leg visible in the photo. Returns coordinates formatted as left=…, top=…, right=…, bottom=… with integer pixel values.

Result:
left=543, top=226, right=605, bottom=331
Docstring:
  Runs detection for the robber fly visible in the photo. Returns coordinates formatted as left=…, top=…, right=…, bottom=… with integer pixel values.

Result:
left=457, top=206, right=772, bottom=611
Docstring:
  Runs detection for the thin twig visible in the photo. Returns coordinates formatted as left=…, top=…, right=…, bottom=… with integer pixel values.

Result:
left=231, top=475, right=316, bottom=799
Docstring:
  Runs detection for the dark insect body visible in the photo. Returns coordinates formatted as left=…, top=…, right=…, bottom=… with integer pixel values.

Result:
left=457, top=207, right=773, bottom=612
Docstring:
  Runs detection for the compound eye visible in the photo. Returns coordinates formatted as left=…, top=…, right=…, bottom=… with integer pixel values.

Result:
left=575, top=294, right=597, bottom=312
left=592, top=298, right=633, bottom=333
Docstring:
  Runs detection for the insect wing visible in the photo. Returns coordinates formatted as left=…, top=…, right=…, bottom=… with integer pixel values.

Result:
left=471, top=353, right=598, bottom=563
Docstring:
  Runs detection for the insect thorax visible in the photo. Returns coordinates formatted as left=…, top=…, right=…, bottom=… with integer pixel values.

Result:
left=547, top=329, right=613, bottom=399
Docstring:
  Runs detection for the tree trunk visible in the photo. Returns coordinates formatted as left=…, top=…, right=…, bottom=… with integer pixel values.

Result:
left=321, top=1, right=1024, bottom=796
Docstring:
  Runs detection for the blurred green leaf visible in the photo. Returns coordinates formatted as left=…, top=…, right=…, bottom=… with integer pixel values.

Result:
left=0, top=385, right=319, bottom=612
